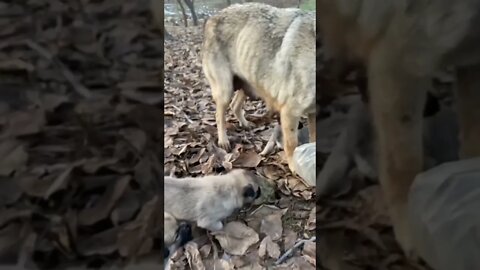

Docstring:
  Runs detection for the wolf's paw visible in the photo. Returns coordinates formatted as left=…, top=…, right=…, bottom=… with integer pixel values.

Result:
left=218, top=137, right=231, bottom=151
left=391, top=203, right=420, bottom=261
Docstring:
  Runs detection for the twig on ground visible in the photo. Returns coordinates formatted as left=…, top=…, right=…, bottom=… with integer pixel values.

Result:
left=171, top=104, right=194, bottom=124
left=275, top=236, right=316, bottom=265
left=24, top=39, right=93, bottom=99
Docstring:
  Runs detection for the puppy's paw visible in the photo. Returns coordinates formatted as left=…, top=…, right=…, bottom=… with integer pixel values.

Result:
left=208, top=221, right=224, bottom=231
left=198, top=219, right=224, bottom=232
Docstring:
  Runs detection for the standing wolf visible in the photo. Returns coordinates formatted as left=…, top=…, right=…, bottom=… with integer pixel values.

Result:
left=202, top=3, right=316, bottom=172
left=317, top=0, right=480, bottom=258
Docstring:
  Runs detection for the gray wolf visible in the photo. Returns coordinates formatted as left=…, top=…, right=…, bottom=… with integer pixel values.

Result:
left=202, top=3, right=316, bottom=172
left=317, top=0, right=480, bottom=257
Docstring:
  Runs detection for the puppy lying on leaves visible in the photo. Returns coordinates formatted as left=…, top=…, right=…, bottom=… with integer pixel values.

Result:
left=164, top=169, right=261, bottom=232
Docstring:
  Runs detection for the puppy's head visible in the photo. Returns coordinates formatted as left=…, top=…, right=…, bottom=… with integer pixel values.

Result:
left=230, top=169, right=262, bottom=204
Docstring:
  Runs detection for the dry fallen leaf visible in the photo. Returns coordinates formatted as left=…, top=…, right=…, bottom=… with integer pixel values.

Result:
left=117, top=195, right=161, bottom=258
left=0, top=108, right=46, bottom=140
left=232, top=150, right=262, bottom=168
left=260, top=213, right=284, bottom=241
left=0, top=177, right=22, bottom=205
left=185, top=242, right=206, bottom=270
left=302, top=241, right=316, bottom=266
left=0, top=140, right=28, bottom=176
left=78, top=175, right=131, bottom=226
left=76, top=227, right=119, bottom=256
left=258, top=236, right=281, bottom=259
left=305, top=207, right=316, bottom=231
left=214, top=221, right=259, bottom=256
left=283, top=230, right=297, bottom=251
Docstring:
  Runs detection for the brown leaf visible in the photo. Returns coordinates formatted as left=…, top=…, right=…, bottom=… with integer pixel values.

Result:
left=77, top=227, right=119, bottom=256
left=305, top=207, right=316, bottom=231
left=0, top=108, right=45, bottom=139
left=274, top=257, right=316, bottom=270
left=0, top=140, right=27, bottom=176
left=302, top=242, right=316, bottom=266
left=0, top=208, right=31, bottom=228
left=43, top=163, right=77, bottom=199
left=248, top=205, right=287, bottom=232
left=320, top=220, right=387, bottom=250
left=232, top=150, right=261, bottom=168
left=110, top=190, right=141, bottom=226
left=134, top=157, right=157, bottom=191
left=212, top=258, right=235, bottom=270
left=82, top=157, right=119, bottom=174
left=18, top=161, right=83, bottom=198
left=78, top=175, right=131, bottom=226
left=356, top=185, right=391, bottom=226
left=119, top=128, right=147, bottom=153
left=117, top=195, right=161, bottom=258
left=185, top=242, right=206, bottom=270
left=214, top=221, right=259, bottom=256
left=0, top=223, right=22, bottom=263
left=120, top=82, right=162, bottom=105
left=260, top=213, right=283, bottom=241
left=258, top=236, right=281, bottom=259
left=0, top=59, right=34, bottom=72
left=283, top=230, right=297, bottom=251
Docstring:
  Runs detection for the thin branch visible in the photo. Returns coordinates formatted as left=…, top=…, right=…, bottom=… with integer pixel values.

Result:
left=275, top=236, right=316, bottom=265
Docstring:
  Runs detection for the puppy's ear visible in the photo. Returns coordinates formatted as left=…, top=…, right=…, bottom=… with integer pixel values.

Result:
left=242, top=184, right=256, bottom=198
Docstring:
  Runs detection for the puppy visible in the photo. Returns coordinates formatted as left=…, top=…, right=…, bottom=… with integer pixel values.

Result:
left=164, top=169, right=261, bottom=232
left=317, top=0, right=480, bottom=257
left=202, top=3, right=316, bottom=173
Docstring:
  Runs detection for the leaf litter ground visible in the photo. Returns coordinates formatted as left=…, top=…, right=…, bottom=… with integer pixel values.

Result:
left=0, top=0, right=316, bottom=269
left=0, top=0, right=163, bottom=269
left=164, top=24, right=315, bottom=269
left=163, top=22, right=433, bottom=270
left=0, top=0, right=437, bottom=269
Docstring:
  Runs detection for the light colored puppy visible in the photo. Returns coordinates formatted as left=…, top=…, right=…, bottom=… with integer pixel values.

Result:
left=164, top=169, right=261, bottom=232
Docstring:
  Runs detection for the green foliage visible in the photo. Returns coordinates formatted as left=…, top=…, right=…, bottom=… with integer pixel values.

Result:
left=300, top=0, right=315, bottom=11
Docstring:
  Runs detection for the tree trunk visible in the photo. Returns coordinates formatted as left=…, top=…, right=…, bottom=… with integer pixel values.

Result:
left=176, top=0, right=188, bottom=27
left=183, top=0, right=198, bottom=26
